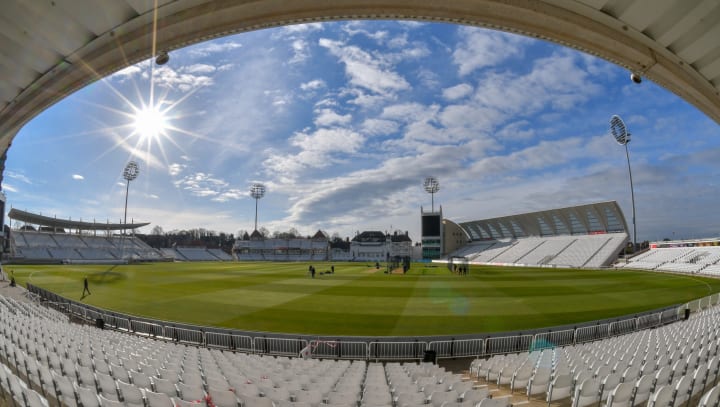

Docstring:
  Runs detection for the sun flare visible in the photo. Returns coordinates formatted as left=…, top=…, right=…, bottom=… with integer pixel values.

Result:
left=133, top=105, right=168, bottom=142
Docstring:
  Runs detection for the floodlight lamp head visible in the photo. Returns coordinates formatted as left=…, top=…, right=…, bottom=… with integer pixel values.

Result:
left=610, top=115, right=631, bottom=145
left=423, top=177, right=440, bottom=194
left=250, top=183, right=266, bottom=200
left=155, top=50, right=169, bottom=65
left=123, top=161, right=140, bottom=181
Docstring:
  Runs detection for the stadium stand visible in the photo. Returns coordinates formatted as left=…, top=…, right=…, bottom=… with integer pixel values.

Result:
left=447, top=202, right=629, bottom=268
left=620, top=241, right=720, bottom=277
left=234, top=232, right=329, bottom=262
left=10, top=230, right=164, bottom=263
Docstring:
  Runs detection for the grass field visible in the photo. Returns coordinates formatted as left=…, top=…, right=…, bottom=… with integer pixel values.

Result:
left=10, top=262, right=720, bottom=336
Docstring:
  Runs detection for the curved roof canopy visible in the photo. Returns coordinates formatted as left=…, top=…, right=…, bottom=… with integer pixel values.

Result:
left=1, top=0, right=719, bottom=164
left=459, top=201, right=628, bottom=240
left=8, top=208, right=149, bottom=231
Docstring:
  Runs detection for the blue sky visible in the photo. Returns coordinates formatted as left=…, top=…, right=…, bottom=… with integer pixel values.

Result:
left=3, top=21, right=720, bottom=242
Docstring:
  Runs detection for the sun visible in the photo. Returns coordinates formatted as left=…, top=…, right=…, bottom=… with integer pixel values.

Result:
left=132, top=105, right=168, bottom=143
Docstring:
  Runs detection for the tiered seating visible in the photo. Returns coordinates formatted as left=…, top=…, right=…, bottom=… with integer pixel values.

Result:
left=491, top=237, right=545, bottom=264
left=48, top=247, right=83, bottom=260
left=470, top=305, right=720, bottom=407
left=77, top=248, right=118, bottom=260
left=621, top=247, right=692, bottom=270
left=208, top=249, right=233, bottom=261
left=21, top=231, right=58, bottom=248
left=450, top=233, right=628, bottom=268
left=516, top=236, right=576, bottom=265
left=622, top=247, right=720, bottom=277
left=583, top=234, right=628, bottom=268
left=470, top=241, right=514, bottom=263
left=52, top=234, right=88, bottom=248
left=176, top=248, right=221, bottom=261
left=11, top=231, right=163, bottom=263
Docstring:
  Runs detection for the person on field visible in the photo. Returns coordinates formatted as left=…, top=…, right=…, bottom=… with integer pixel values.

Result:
left=83, top=276, right=91, bottom=296
left=311, top=266, right=316, bottom=279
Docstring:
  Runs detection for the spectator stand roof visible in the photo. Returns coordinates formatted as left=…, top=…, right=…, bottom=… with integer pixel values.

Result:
left=459, top=201, right=628, bottom=241
left=8, top=208, right=149, bottom=231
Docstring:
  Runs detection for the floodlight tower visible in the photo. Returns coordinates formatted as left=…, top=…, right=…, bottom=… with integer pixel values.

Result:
left=609, top=115, right=637, bottom=250
left=250, top=183, right=266, bottom=232
left=423, top=177, right=440, bottom=212
left=122, top=161, right=140, bottom=235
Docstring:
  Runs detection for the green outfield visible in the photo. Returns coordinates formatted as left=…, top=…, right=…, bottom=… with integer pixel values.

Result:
left=10, top=262, right=720, bottom=336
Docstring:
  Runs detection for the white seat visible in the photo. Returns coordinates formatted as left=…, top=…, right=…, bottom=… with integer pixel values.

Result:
left=117, top=380, right=145, bottom=407
left=647, top=385, right=673, bottom=407
left=632, top=374, right=654, bottom=406
left=547, top=374, right=573, bottom=404
left=52, top=370, right=78, bottom=407
left=699, top=385, right=720, bottom=407
left=673, top=375, right=692, bottom=407
left=96, top=372, right=119, bottom=401
left=208, top=388, right=241, bottom=407
left=76, top=384, right=102, bottom=407
left=510, top=365, right=533, bottom=393
left=477, top=396, right=510, bottom=407
left=605, top=381, right=634, bottom=407
left=428, top=390, right=459, bottom=407
left=572, top=378, right=600, bottom=407
left=153, top=377, right=179, bottom=397
left=145, top=389, right=175, bottom=407
left=693, top=364, right=710, bottom=397
left=600, top=373, right=622, bottom=401
left=527, top=368, right=551, bottom=398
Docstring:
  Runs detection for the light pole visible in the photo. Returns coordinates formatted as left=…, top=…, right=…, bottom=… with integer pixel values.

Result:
left=610, top=115, right=637, bottom=251
left=122, top=161, right=139, bottom=235
left=250, top=183, right=266, bottom=232
left=423, top=177, right=440, bottom=212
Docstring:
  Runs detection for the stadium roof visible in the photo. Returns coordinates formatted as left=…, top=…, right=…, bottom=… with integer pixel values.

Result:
left=8, top=208, right=149, bottom=231
left=459, top=201, right=628, bottom=240
left=1, top=0, right=720, bottom=173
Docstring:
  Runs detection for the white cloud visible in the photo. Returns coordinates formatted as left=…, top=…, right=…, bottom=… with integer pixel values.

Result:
left=416, top=69, right=440, bottom=88
left=182, top=64, right=217, bottom=74
left=343, top=23, right=389, bottom=44
left=187, top=41, right=242, bottom=57
left=72, top=174, right=84, bottom=180
left=314, top=109, right=352, bottom=127
left=453, top=27, right=530, bottom=76
left=300, top=79, right=326, bottom=91
left=152, top=66, right=213, bottom=92
left=283, top=22, right=324, bottom=33
left=362, top=119, right=399, bottom=136
left=5, top=171, right=32, bottom=184
left=318, top=38, right=410, bottom=95
left=290, top=39, right=310, bottom=64
left=110, top=65, right=143, bottom=82
left=168, top=163, right=186, bottom=176
left=442, top=84, right=473, bottom=100
left=2, top=184, right=18, bottom=193
left=264, top=128, right=365, bottom=174
left=172, top=172, right=245, bottom=202
left=496, top=120, right=536, bottom=141
left=387, top=34, right=408, bottom=49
